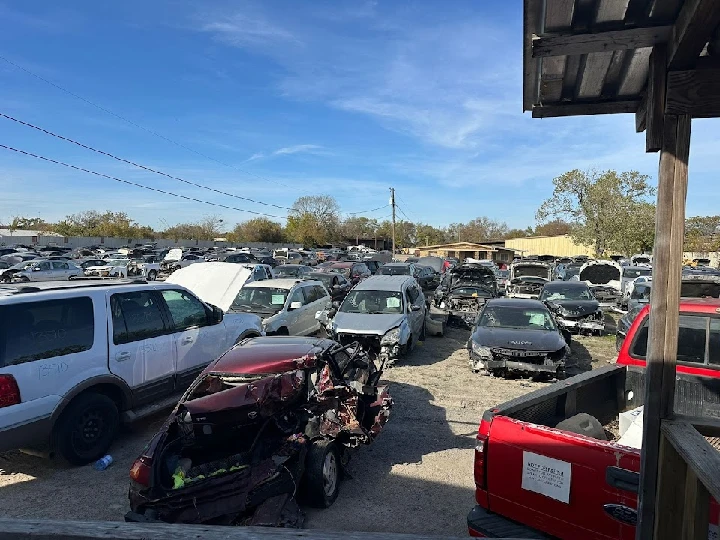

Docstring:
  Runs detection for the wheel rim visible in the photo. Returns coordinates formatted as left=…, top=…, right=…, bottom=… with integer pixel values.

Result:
left=70, top=407, right=110, bottom=457
left=323, top=450, right=338, bottom=497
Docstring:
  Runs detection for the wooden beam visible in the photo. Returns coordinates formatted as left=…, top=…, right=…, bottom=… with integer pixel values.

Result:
left=0, top=519, right=469, bottom=540
left=665, top=69, right=720, bottom=118
left=523, top=0, right=544, bottom=111
left=636, top=114, right=691, bottom=540
left=618, top=47, right=652, bottom=96
left=532, top=100, right=640, bottom=118
left=682, top=468, right=710, bottom=540
left=636, top=92, right=648, bottom=132
left=544, top=0, right=574, bottom=32
left=577, top=51, right=614, bottom=98
left=646, top=45, right=667, bottom=152
left=672, top=414, right=720, bottom=437
left=654, top=432, right=687, bottom=539
left=661, top=421, right=720, bottom=502
left=668, top=0, right=720, bottom=70
left=532, top=26, right=672, bottom=58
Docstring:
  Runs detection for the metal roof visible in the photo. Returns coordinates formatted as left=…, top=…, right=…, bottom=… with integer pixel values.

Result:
left=523, top=0, right=718, bottom=120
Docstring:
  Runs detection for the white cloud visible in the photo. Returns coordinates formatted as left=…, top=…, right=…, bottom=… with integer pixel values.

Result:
left=244, top=152, right=264, bottom=162
left=199, top=12, right=299, bottom=47
left=273, top=144, right=323, bottom=155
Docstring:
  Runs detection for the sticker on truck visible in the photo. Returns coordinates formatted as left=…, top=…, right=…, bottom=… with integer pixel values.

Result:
left=521, top=451, right=571, bottom=503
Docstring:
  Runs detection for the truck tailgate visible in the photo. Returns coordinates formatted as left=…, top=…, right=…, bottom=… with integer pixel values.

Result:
left=486, top=415, right=640, bottom=540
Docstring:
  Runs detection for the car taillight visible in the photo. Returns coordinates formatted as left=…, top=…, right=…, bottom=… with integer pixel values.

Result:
left=474, top=433, right=488, bottom=490
left=0, top=375, right=20, bottom=408
left=129, top=456, right=153, bottom=486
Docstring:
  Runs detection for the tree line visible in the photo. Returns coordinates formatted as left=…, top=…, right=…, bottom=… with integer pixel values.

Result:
left=4, top=168, right=718, bottom=256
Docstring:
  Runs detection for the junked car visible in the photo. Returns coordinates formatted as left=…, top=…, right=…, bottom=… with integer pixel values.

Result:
left=540, top=281, right=604, bottom=335
left=125, top=336, right=392, bottom=526
left=84, top=258, right=131, bottom=279
left=320, top=275, right=428, bottom=367
left=433, top=263, right=497, bottom=328
left=273, top=264, right=312, bottom=279
left=617, top=265, right=653, bottom=309
left=2, top=259, right=84, bottom=282
left=307, top=272, right=352, bottom=303
left=505, top=261, right=552, bottom=299
left=229, top=279, right=331, bottom=336
left=468, top=298, right=569, bottom=380
left=577, top=259, right=622, bottom=307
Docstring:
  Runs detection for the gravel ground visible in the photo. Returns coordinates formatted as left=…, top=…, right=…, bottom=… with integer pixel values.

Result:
left=0, top=327, right=618, bottom=536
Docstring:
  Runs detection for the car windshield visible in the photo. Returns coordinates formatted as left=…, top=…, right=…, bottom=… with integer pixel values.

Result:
left=274, top=266, right=304, bottom=277
left=564, top=267, right=581, bottom=278
left=478, top=306, right=556, bottom=331
left=329, top=266, right=351, bottom=277
left=631, top=284, right=652, bottom=300
left=340, top=290, right=404, bottom=314
left=230, top=287, right=289, bottom=314
left=624, top=268, right=652, bottom=279
left=378, top=266, right=410, bottom=276
left=540, top=286, right=593, bottom=301
left=495, top=270, right=509, bottom=278
left=310, top=274, right=336, bottom=287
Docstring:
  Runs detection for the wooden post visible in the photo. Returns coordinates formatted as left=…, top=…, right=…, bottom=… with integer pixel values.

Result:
left=636, top=114, right=691, bottom=540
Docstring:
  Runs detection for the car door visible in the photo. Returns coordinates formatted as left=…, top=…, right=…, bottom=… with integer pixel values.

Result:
left=29, top=261, right=53, bottom=281
left=405, top=284, right=425, bottom=337
left=305, top=284, right=330, bottom=333
left=293, top=284, right=318, bottom=335
left=107, top=290, right=176, bottom=406
left=158, top=288, right=228, bottom=390
left=281, top=286, right=306, bottom=335
left=50, top=261, right=69, bottom=279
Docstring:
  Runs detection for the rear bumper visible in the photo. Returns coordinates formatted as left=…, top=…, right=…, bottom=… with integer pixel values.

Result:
left=467, top=505, right=547, bottom=539
left=0, top=415, right=52, bottom=453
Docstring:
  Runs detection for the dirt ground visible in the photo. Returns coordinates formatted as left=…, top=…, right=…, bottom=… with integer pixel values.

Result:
left=0, top=327, right=618, bottom=536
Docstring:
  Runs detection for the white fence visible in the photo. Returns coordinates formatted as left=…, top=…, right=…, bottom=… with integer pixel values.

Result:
left=0, top=235, right=301, bottom=251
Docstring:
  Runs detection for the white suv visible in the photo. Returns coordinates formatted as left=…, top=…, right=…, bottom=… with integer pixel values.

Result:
left=228, top=278, right=331, bottom=335
left=0, top=280, right=263, bottom=464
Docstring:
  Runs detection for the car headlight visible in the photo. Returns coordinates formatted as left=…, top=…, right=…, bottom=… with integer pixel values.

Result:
left=381, top=327, right=401, bottom=345
left=440, top=301, right=446, bottom=309
left=471, top=341, right=492, bottom=358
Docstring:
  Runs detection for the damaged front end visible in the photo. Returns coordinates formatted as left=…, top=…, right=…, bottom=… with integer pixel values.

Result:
left=439, top=287, right=491, bottom=328
left=505, top=276, right=548, bottom=299
left=126, top=338, right=391, bottom=528
left=545, top=302, right=605, bottom=335
left=469, top=344, right=567, bottom=378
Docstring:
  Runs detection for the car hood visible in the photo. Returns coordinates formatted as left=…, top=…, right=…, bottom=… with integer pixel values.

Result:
left=579, top=261, right=621, bottom=288
left=472, top=326, right=565, bottom=351
left=333, top=312, right=405, bottom=335
left=166, top=262, right=252, bottom=312
left=545, top=299, right=600, bottom=316
left=511, top=264, right=552, bottom=280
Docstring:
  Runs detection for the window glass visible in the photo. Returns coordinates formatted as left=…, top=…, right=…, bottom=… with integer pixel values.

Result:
left=52, top=261, right=68, bottom=270
left=314, top=285, right=328, bottom=300
left=709, top=319, right=720, bottom=366
left=304, top=286, right=320, bottom=303
left=111, top=292, right=167, bottom=344
left=38, top=261, right=51, bottom=271
left=161, top=290, right=208, bottom=330
left=0, top=297, right=94, bottom=367
left=288, top=287, right=307, bottom=306
left=407, top=286, right=420, bottom=303
left=632, top=315, right=709, bottom=364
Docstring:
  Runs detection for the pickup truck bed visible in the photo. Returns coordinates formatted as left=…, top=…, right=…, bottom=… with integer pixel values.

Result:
left=468, top=364, right=720, bottom=539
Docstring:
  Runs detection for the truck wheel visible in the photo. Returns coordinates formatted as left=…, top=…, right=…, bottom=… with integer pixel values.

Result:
left=147, top=270, right=157, bottom=281
left=276, top=327, right=289, bottom=336
left=55, top=392, right=119, bottom=465
left=303, top=439, right=340, bottom=508
left=556, top=367, right=567, bottom=380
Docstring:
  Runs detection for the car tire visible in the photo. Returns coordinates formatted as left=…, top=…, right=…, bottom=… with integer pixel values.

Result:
left=55, top=392, right=119, bottom=465
left=276, top=327, right=289, bottom=336
left=147, top=270, right=157, bottom=281
left=419, top=320, right=427, bottom=342
left=302, top=439, right=341, bottom=508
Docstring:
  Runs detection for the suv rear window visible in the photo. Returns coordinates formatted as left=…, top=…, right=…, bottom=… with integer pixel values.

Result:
left=0, top=297, right=95, bottom=367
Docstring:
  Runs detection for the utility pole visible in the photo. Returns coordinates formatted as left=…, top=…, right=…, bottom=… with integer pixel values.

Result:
left=390, top=187, right=396, bottom=255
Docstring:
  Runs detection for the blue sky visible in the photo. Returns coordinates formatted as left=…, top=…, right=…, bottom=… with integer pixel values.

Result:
left=0, top=1, right=718, bottom=232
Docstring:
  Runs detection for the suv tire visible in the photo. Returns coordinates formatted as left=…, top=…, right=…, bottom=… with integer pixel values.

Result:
left=147, top=270, right=157, bottom=281
left=55, top=392, right=119, bottom=465
left=302, top=439, right=340, bottom=508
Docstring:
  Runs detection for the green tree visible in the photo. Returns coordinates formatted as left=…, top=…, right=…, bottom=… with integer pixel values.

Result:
left=342, top=216, right=378, bottom=244
left=504, top=227, right=534, bottom=239
left=414, top=223, right=447, bottom=246
left=54, top=210, right=155, bottom=238
left=446, top=217, right=510, bottom=243
left=536, top=169, right=656, bottom=257
left=286, top=195, right=341, bottom=246
left=534, top=219, right=573, bottom=236
left=160, top=215, right=223, bottom=241
left=228, top=218, right=285, bottom=243
left=685, top=216, right=720, bottom=251
left=7, top=216, right=52, bottom=232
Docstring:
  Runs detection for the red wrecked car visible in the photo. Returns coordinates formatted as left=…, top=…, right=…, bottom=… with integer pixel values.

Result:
left=125, top=336, right=392, bottom=527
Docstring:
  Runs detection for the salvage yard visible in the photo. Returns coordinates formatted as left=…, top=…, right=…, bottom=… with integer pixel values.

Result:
left=0, top=327, right=617, bottom=537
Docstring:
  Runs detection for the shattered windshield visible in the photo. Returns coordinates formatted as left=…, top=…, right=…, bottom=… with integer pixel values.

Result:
left=230, top=287, right=289, bottom=314
left=340, top=290, right=404, bottom=314
left=540, top=286, right=593, bottom=301
left=479, top=306, right=556, bottom=331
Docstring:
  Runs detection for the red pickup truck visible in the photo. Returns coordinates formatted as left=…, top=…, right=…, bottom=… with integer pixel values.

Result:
left=467, top=299, right=720, bottom=539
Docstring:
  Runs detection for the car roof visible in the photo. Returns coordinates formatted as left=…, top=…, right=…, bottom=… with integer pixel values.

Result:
left=276, top=264, right=309, bottom=269
left=486, top=298, right=547, bottom=309
left=210, top=336, right=332, bottom=374
left=0, top=279, right=175, bottom=297
left=353, top=275, right=413, bottom=291
left=384, top=262, right=411, bottom=266
left=243, top=278, right=313, bottom=289
left=636, top=298, right=720, bottom=316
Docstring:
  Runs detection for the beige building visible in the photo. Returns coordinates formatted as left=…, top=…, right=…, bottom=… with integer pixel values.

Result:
left=504, top=235, right=595, bottom=257
left=414, top=242, right=517, bottom=263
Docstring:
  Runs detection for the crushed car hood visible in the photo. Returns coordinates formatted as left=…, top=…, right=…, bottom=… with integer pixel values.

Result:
left=333, top=312, right=405, bottom=336
left=545, top=299, right=600, bottom=317
left=472, top=327, right=566, bottom=351
left=579, top=261, right=621, bottom=289
left=166, top=262, right=252, bottom=312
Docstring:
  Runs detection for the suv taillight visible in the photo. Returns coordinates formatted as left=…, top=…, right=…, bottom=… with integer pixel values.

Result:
left=129, top=456, right=153, bottom=487
left=0, top=375, right=20, bottom=408
left=474, top=433, right=488, bottom=490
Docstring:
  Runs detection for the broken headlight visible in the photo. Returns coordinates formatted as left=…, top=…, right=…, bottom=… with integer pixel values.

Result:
left=381, top=326, right=401, bottom=345
left=471, top=341, right=492, bottom=358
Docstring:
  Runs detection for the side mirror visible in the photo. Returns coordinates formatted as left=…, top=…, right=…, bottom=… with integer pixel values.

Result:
left=289, top=301, right=303, bottom=310
left=211, top=305, right=224, bottom=323
left=32, top=267, right=41, bottom=272
left=410, top=304, right=421, bottom=312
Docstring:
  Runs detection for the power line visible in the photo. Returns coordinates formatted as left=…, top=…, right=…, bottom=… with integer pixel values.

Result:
left=396, top=194, right=418, bottom=221
left=346, top=204, right=389, bottom=216
left=0, top=144, right=287, bottom=219
left=395, top=203, right=413, bottom=223
left=0, top=112, right=292, bottom=211
left=0, top=54, right=304, bottom=194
